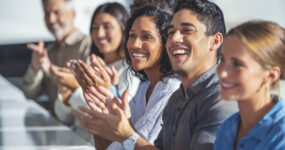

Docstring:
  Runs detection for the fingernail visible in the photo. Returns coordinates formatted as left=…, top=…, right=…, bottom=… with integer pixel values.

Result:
left=72, top=64, right=76, bottom=69
left=93, top=66, right=99, bottom=70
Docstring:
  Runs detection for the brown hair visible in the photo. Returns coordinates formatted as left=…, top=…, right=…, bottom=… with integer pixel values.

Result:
left=227, top=21, right=285, bottom=98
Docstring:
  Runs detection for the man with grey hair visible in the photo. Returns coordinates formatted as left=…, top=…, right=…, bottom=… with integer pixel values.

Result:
left=21, top=0, right=91, bottom=116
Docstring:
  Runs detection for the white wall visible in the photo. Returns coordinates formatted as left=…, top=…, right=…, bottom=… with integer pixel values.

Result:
left=217, top=0, right=285, bottom=31
left=0, top=0, right=130, bottom=45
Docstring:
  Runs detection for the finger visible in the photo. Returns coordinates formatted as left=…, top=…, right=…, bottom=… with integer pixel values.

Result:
left=121, top=89, right=129, bottom=107
left=86, top=101, right=103, bottom=113
left=110, top=66, right=119, bottom=85
left=75, top=61, right=93, bottom=87
left=77, top=105, right=103, bottom=119
left=96, top=86, right=115, bottom=100
left=27, top=43, right=40, bottom=53
left=86, top=89, right=107, bottom=111
left=78, top=61, right=97, bottom=86
left=89, top=86, right=108, bottom=104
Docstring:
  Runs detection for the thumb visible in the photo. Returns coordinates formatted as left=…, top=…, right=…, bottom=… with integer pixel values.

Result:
left=121, top=89, right=129, bottom=107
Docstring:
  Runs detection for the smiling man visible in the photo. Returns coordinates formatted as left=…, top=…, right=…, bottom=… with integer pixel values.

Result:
left=21, top=0, right=91, bottom=115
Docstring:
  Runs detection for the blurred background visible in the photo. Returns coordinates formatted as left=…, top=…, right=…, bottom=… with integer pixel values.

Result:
left=0, top=0, right=285, bottom=97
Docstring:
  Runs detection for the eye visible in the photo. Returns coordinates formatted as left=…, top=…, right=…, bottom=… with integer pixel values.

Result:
left=233, top=60, right=243, bottom=67
left=104, top=24, right=111, bottom=30
left=91, top=25, right=99, bottom=31
left=168, top=30, right=175, bottom=37
left=129, top=33, right=136, bottom=39
left=182, top=28, right=194, bottom=34
left=142, top=34, right=152, bottom=40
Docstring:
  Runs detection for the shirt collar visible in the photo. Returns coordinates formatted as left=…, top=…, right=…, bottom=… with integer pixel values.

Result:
left=64, top=29, right=82, bottom=46
left=247, top=96, right=285, bottom=140
left=186, top=65, right=219, bottom=95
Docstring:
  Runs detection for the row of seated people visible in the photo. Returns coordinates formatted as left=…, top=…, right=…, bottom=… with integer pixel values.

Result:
left=21, top=0, right=285, bottom=149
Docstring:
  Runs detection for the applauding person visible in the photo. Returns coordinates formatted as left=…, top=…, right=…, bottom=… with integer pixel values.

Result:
left=72, top=6, right=181, bottom=150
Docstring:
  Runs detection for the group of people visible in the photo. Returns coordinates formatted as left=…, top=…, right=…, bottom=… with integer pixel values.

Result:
left=20, top=0, right=285, bottom=149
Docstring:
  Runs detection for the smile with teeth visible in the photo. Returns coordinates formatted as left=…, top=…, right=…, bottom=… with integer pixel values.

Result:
left=132, top=52, right=147, bottom=58
left=172, top=49, right=188, bottom=55
left=98, top=39, right=108, bottom=44
left=221, top=82, right=237, bottom=89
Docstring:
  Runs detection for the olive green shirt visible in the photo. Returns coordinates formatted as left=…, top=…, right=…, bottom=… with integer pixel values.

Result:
left=21, top=29, right=91, bottom=114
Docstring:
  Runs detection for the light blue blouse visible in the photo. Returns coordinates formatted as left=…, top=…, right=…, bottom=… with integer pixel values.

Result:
left=106, top=76, right=181, bottom=150
left=214, top=97, right=285, bottom=150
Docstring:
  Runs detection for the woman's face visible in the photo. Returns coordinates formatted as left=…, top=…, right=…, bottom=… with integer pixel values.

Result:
left=127, top=16, right=162, bottom=71
left=91, top=13, right=122, bottom=54
left=217, top=35, right=269, bottom=101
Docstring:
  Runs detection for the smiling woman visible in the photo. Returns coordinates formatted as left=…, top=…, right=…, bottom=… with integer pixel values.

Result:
left=215, top=21, right=285, bottom=150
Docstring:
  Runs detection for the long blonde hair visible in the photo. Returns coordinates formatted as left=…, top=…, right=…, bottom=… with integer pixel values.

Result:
left=227, top=21, right=285, bottom=98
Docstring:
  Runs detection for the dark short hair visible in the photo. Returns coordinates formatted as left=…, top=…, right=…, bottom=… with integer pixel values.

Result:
left=125, top=5, right=173, bottom=81
left=90, top=2, right=128, bottom=59
left=174, top=0, right=226, bottom=59
left=130, top=0, right=177, bottom=14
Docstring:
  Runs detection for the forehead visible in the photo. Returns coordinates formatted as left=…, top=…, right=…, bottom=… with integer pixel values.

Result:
left=43, top=0, right=67, bottom=11
left=170, top=9, right=205, bottom=29
left=222, top=36, right=250, bottom=57
left=131, top=16, right=157, bottom=32
left=93, top=13, right=117, bottom=23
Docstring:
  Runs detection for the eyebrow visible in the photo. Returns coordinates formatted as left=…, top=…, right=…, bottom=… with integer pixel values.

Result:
left=167, top=22, right=195, bottom=30
left=129, top=29, right=153, bottom=34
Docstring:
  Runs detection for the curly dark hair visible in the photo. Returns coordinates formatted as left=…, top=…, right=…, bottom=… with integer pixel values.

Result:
left=130, top=0, right=177, bottom=14
left=174, top=0, right=226, bottom=60
left=89, top=2, right=128, bottom=59
left=125, top=5, right=173, bottom=81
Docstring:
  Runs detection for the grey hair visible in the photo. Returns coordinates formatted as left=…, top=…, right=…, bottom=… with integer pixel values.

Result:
left=42, top=0, right=74, bottom=10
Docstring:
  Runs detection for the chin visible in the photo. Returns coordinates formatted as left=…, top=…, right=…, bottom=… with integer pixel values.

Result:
left=220, top=92, right=239, bottom=101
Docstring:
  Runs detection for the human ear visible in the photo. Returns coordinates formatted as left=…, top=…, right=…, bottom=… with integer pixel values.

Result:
left=266, top=66, right=281, bottom=85
left=210, top=32, right=223, bottom=52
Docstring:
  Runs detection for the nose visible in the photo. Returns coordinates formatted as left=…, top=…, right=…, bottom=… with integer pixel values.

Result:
left=217, top=64, right=229, bottom=80
left=46, top=12, right=57, bottom=24
left=98, top=26, right=106, bottom=38
left=171, top=30, right=183, bottom=43
left=132, top=37, right=142, bottom=49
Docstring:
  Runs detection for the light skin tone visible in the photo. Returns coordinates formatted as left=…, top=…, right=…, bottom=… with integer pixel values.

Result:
left=91, top=12, right=123, bottom=65
left=27, top=0, right=75, bottom=73
left=74, top=9, right=223, bottom=150
left=217, top=35, right=280, bottom=149
left=73, top=15, right=165, bottom=150
left=166, top=9, right=223, bottom=97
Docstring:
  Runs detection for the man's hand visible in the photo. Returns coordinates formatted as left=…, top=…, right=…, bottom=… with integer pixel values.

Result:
left=27, top=41, right=51, bottom=73
left=50, top=65, right=79, bottom=91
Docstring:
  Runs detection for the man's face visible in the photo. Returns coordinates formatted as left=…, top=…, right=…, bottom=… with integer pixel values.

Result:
left=43, top=0, right=75, bottom=40
left=166, top=9, right=215, bottom=76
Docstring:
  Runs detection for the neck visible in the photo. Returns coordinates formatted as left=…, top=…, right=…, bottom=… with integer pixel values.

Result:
left=144, top=64, right=163, bottom=103
left=181, top=63, right=215, bottom=99
left=55, top=26, right=75, bottom=45
left=238, top=91, right=273, bottom=134
left=103, top=51, right=122, bottom=65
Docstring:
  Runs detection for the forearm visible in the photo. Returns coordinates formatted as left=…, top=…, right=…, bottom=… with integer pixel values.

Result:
left=94, top=135, right=112, bottom=150
left=21, top=65, right=44, bottom=99
left=135, top=137, right=158, bottom=150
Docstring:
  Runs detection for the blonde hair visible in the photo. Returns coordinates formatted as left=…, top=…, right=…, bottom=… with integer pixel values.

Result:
left=227, top=21, right=285, bottom=98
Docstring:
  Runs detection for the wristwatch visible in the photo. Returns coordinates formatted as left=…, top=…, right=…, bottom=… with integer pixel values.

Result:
left=122, top=132, right=140, bottom=150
